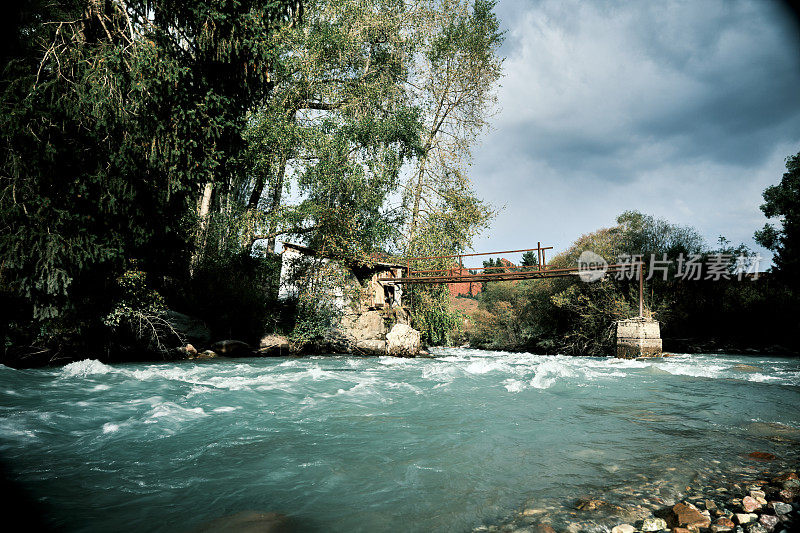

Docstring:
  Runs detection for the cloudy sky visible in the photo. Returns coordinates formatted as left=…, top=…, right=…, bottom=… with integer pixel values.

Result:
left=467, top=0, right=800, bottom=266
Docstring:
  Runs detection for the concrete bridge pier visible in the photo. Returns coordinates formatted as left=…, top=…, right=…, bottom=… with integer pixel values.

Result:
left=616, top=317, right=662, bottom=358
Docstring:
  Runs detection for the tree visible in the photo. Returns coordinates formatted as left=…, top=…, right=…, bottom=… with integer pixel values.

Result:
left=521, top=251, right=539, bottom=267
left=404, top=0, right=502, bottom=258
left=231, top=0, right=423, bottom=261
left=0, top=1, right=299, bottom=352
left=400, top=0, right=503, bottom=344
left=755, top=151, right=800, bottom=290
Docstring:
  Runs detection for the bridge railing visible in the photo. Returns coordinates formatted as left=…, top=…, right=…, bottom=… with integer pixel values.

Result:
left=401, top=243, right=555, bottom=280
left=381, top=245, right=645, bottom=316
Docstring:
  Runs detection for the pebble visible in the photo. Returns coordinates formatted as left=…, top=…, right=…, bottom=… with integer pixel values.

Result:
left=574, top=498, right=605, bottom=511
left=610, top=524, right=635, bottom=533
left=714, top=517, right=736, bottom=528
left=770, top=502, right=791, bottom=515
left=640, top=517, right=667, bottom=531
left=735, top=513, right=758, bottom=525
left=485, top=465, right=798, bottom=533
left=743, top=496, right=761, bottom=512
left=758, top=514, right=779, bottom=531
left=522, top=508, right=547, bottom=516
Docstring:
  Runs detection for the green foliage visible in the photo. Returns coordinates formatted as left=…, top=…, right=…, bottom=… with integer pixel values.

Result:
left=411, top=285, right=462, bottom=345
left=103, top=263, right=177, bottom=355
left=0, top=0, right=505, bottom=358
left=237, top=0, right=423, bottom=261
left=468, top=281, right=531, bottom=350
left=521, top=251, right=538, bottom=267
left=0, top=1, right=296, bottom=351
left=466, top=210, right=798, bottom=354
left=755, top=151, right=800, bottom=289
left=284, top=258, right=354, bottom=344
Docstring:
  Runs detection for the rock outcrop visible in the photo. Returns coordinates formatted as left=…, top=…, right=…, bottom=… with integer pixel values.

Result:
left=386, top=324, right=421, bottom=357
left=338, top=308, right=421, bottom=356
left=258, top=335, right=290, bottom=356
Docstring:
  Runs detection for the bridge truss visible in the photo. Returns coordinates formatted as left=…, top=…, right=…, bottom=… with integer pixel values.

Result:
left=378, top=243, right=645, bottom=317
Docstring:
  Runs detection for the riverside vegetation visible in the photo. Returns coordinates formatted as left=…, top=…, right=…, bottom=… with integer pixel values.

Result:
left=455, top=181, right=800, bottom=357
left=2, top=1, right=798, bottom=366
left=0, top=0, right=502, bottom=366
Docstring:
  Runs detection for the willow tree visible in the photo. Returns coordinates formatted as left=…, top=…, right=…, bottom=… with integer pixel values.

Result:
left=0, top=1, right=298, bottom=351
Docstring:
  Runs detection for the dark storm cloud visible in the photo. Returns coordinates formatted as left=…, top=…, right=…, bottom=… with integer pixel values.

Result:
left=468, top=0, right=800, bottom=259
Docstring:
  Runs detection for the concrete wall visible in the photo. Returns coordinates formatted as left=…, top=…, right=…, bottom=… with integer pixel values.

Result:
left=616, top=317, right=662, bottom=358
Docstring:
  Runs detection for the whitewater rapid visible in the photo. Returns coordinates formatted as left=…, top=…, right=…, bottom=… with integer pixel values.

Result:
left=1, top=349, right=798, bottom=532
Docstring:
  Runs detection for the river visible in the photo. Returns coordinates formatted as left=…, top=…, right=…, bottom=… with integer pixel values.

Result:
left=1, top=349, right=798, bottom=532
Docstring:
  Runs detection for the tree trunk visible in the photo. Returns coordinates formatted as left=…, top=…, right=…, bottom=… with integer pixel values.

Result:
left=266, top=157, right=288, bottom=253
left=247, top=162, right=270, bottom=210
left=408, top=156, right=427, bottom=252
left=190, top=182, right=214, bottom=274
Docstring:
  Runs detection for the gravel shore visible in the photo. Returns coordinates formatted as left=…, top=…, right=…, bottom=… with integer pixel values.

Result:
left=478, top=459, right=799, bottom=533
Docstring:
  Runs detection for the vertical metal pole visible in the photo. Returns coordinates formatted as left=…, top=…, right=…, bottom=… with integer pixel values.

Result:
left=639, top=261, right=644, bottom=317
left=542, top=248, right=546, bottom=270
left=537, top=241, right=541, bottom=271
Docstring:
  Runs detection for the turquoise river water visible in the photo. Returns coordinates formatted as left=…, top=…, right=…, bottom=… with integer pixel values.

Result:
left=1, top=349, right=799, bottom=532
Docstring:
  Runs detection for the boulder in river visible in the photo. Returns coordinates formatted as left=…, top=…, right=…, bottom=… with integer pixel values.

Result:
left=386, top=323, right=421, bottom=357
left=194, top=350, right=218, bottom=360
left=340, top=310, right=387, bottom=343
left=355, top=339, right=387, bottom=355
left=211, top=340, right=253, bottom=357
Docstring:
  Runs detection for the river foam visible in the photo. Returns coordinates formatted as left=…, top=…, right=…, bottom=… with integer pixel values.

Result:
left=2, top=349, right=798, bottom=533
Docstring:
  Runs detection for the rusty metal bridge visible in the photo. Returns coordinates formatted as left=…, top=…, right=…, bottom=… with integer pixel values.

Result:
left=378, top=243, right=645, bottom=316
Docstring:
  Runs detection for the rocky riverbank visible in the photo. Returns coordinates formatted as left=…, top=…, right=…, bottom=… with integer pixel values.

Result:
left=479, top=461, right=799, bottom=533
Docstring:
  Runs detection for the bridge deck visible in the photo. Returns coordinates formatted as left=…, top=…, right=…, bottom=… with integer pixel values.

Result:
left=378, top=264, right=631, bottom=284
left=375, top=243, right=644, bottom=315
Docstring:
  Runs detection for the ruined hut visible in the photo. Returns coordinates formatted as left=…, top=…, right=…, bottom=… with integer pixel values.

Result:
left=277, top=243, right=420, bottom=355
